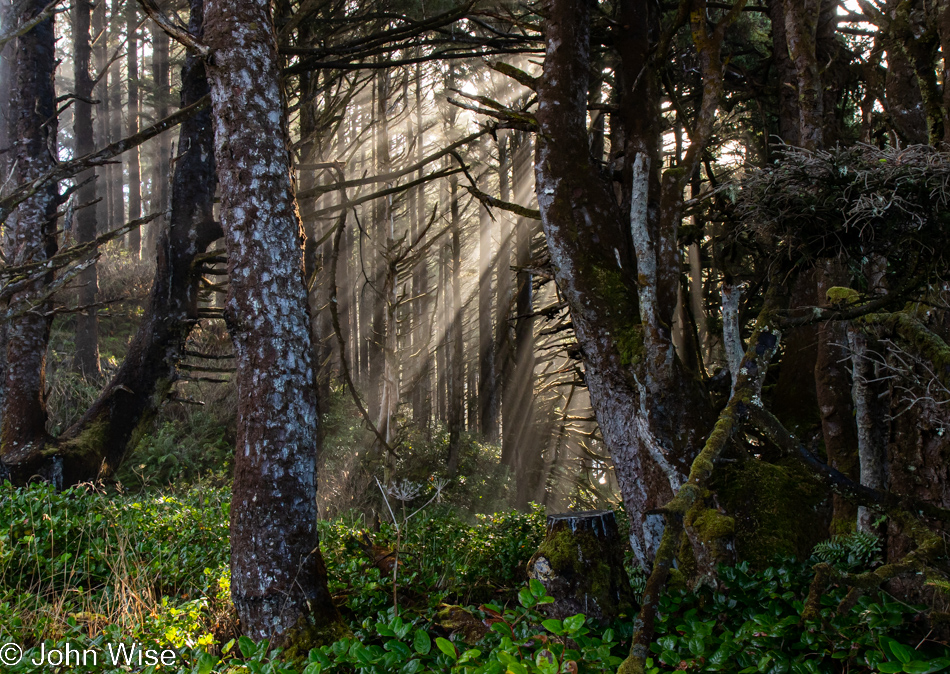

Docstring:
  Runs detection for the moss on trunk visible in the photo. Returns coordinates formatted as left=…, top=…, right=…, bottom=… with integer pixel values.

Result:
left=714, top=458, right=827, bottom=568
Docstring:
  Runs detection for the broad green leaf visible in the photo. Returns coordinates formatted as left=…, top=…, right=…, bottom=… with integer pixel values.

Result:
left=563, top=614, right=586, bottom=633
left=518, top=587, right=536, bottom=608
left=238, top=636, right=255, bottom=659
left=542, top=619, right=564, bottom=636
left=384, top=639, right=411, bottom=659
left=886, top=641, right=915, bottom=665
left=436, top=636, right=457, bottom=659
left=413, top=629, right=431, bottom=655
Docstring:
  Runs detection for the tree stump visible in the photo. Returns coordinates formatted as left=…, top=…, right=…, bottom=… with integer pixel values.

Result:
left=526, top=510, right=634, bottom=621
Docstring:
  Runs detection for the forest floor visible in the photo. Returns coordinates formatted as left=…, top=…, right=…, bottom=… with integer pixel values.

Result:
left=0, top=481, right=946, bottom=673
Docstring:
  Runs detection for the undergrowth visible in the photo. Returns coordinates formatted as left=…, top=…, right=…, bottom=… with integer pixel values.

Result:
left=0, top=484, right=947, bottom=673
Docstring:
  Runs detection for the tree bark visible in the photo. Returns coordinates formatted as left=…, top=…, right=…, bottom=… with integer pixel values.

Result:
left=534, top=0, right=725, bottom=564
left=501, top=134, right=535, bottom=484
left=478, top=137, right=498, bottom=442
left=150, top=21, right=171, bottom=249
left=446, top=173, right=464, bottom=475
left=126, top=0, right=142, bottom=257
left=495, top=132, right=513, bottom=448
left=767, top=0, right=800, bottom=146
left=108, top=0, right=124, bottom=233
left=92, top=0, right=109, bottom=233
left=783, top=0, right=823, bottom=150
left=0, top=0, right=11, bottom=433
left=815, top=261, right=859, bottom=532
left=410, top=58, right=431, bottom=430
left=73, top=0, right=101, bottom=379
left=1, top=0, right=58, bottom=463
left=203, top=0, right=341, bottom=643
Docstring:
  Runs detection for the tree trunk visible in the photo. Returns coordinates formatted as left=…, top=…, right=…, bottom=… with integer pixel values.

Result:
left=501, top=134, right=536, bottom=491
left=446, top=174, right=464, bottom=476
left=372, top=68, right=397, bottom=452
left=203, top=0, right=341, bottom=643
left=150, top=21, right=172, bottom=250
left=126, top=0, right=141, bottom=257
left=534, top=0, right=716, bottom=565
left=527, top=510, right=633, bottom=621
left=108, top=0, right=124, bottom=232
left=494, top=132, right=513, bottom=448
left=93, top=0, right=109, bottom=233
left=767, top=0, right=800, bottom=146
left=815, top=260, right=859, bottom=533
left=783, top=0, right=823, bottom=150
left=883, top=39, right=928, bottom=145
left=478, top=137, right=498, bottom=441
left=511, top=144, right=537, bottom=508
left=410, top=59, right=431, bottom=430
left=73, top=0, right=101, bottom=379
left=1, top=0, right=58, bottom=464
left=849, top=327, right=889, bottom=534
left=0, top=0, right=11, bottom=432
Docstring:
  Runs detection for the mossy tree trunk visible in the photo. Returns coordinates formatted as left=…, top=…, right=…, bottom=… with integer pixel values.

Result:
left=527, top=510, right=633, bottom=621
left=534, top=0, right=745, bottom=567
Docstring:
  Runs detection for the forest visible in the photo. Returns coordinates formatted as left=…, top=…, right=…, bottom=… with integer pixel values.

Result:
left=1, top=0, right=950, bottom=671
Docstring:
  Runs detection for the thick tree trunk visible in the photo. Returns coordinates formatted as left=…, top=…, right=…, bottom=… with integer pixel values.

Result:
left=73, top=0, right=101, bottom=379
left=815, top=261, right=859, bottom=532
left=1, top=0, right=58, bottom=463
left=0, top=0, right=11, bottom=432
left=535, top=0, right=716, bottom=564
left=883, top=42, right=928, bottom=145
left=203, top=0, right=341, bottom=643
left=527, top=510, right=633, bottom=621
left=126, top=0, right=141, bottom=257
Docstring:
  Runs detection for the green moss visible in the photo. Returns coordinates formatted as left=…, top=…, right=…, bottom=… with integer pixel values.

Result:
left=663, top=166, right=687, bottom=181
left=713, top=458, right=826, bottom=569
left=825, top=286, right=859, bottom=307
left=435, top=605, right=489, bottom=644
left=592, top=266, right=636, bottom=315
left=690, top=506, right=735, bottom=543
left=616, top=324, right=645, bottom=367
left=279, top=613, right=351, bottom=663
left=534, top=525, right=631, bottom=617
left=667, top=567, right=687, bottom=591
left=57, top=417, right=109, bottom=464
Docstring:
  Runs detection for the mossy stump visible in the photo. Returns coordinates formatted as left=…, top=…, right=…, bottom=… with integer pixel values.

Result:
left=526, top=510, right=633, bottom=621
